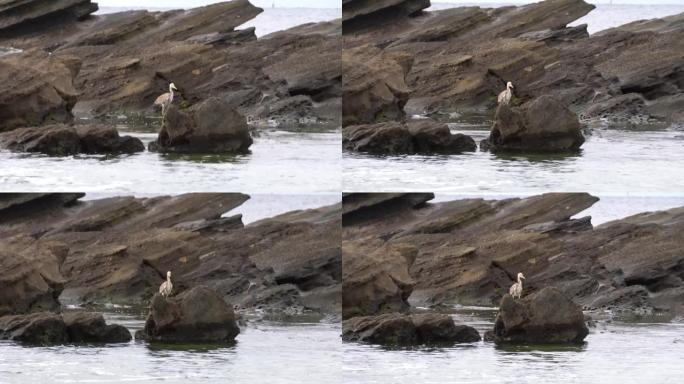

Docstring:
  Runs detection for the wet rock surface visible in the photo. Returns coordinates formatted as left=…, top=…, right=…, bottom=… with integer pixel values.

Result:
left=342, top=193, right=684, bottom=317
left=342, top=312, right=480, bottom=345
left=481, top=96, right=584, bottom=152
left=0, top=124, right=144, bottom=156
left=343, top=0, right=684, bottom=124
left=343, top=120, right=476, bottom=155
left=150, top=97, right=252, bottom=154
left=0, top=0, right=341, bottom=128
left=0, top=193, right=341, bottom=320
left=136, top=287, right=240, bottom=343
left=485, top=288, right=588, bottom=344
left=0, top=311, right=130, bottom=344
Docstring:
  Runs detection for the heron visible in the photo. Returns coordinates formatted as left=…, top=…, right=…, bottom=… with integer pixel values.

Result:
left=159, top=271, right=173, bottom=297
left=509, top=272, right=525, bottom=299
left=498, top=81, right=514, bottom=106
left=153, top=82, right=178, bottom=118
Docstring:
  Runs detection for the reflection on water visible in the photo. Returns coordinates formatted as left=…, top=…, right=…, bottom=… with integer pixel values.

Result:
left=0, top=123, right=341, bottom=193
left=0, top=313, right=342, bottom=384
left=344, top=122, right=684, bottom=195
left=343, top=308, right=684, bottom=384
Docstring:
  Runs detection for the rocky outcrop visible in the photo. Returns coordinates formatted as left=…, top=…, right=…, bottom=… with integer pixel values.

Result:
left=344, top=0, right=684, bottom=123
left=0, top=1, right=341, bottom=127
left=0, top=0, right=97, bottom=34
left=0, top=51, right=80, bottom=132
left=62, top=311, right=132, bottom=343
left=0, top=124, right=144, bottom=156
left=342, top=312, right=480, bottom=345
left=0, top=193, right=341, bottom=320
left=343, top=0, right=430, bottom=30
left=343, top=120, right=476, bottom=155
left=136, top=287, right=240, bottom=343
left=481, top=96, right=584, bottom=152
left=0, top=311, right=130, bottom=344
left=150, top=97, right=252, bottom=154
left=342, top=44, right=413, bottom=126
left=343, top=192, right=684, bottom=317
left=484, top=288, right=588, bottom=344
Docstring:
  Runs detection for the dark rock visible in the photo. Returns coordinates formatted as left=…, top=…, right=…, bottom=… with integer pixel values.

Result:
left=486, top=288, right=588, bottom=344
left=343, top=0, right=431, bottom=30
left=0, top=0, right=98, bottom=34
left=151, top=97, right=252, bottom=154
left=0, top=124, right=144, bottom=156
left=343, top=120, right=476, bottom=155
left=0, top=312, right=68, bottom=344
left=62, top=312, right=132, bottom=343
left=136, top=287, right=240, bottom=343
left=342, top=312, right=480, bottom=345
left=482, top=96, right=584, bottom=152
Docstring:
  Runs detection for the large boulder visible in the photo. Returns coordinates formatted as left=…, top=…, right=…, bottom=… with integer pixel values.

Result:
left=343, top=119, right=476, bottom=154
left=342, top=0, right=430, bottom=29
left=0, top=124, right=144, bottom=156
left=0, top=52, right=81, bottom=132
left=0, top=312, right=131, bottom=344
left=62, top=312, right=132, bottom=343
left=485, top=288, right=589, bottom=344
left=136, top=286, right=240, bottom=343
left=342, top=312, right=480, bottom=345
left=482, top=96, right=584, bottom=152
left=0, top=0, right=98, bottom=34
left=342, top=44, right=414, bottom=126
left=342, top=241, right=416, bottom=319
left=151, top=97, right=252, bottom=154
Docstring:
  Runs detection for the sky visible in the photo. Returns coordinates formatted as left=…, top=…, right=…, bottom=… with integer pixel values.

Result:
left=98, top=0, right=340, bottom=8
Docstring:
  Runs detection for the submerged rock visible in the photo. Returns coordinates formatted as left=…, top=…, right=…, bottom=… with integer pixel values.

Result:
left=136, top=287, right=240, bottom=343
left=343, top=120, right=476, bottom=155
left=485, top=288, right=588, bottom=344
left=0, top=124, right=144, bottom=156
left=0, top=311, right=131, bottom=344
left=150, top=97, right=252, bottom=154
left=481, top=96, right=584, bottom=152
left=342, top=312, right=480, bottom=345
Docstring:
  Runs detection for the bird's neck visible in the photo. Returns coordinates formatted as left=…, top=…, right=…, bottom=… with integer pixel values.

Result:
left=167, top=275, right=171, bottom=283
left=518, top=276, right=523, bottom=286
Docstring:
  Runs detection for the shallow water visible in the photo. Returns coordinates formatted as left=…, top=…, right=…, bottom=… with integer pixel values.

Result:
left=0, top=313, right=342, bottom=384
left=343, top=308, right=684, bottom=384
left=343, top=122, right=684, bottom=195
left=0, top=124, right=341, bottom=193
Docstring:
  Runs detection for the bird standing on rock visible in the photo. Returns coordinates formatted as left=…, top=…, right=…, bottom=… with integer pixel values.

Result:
left=509, top=272, right=525, bottom=299
left=153, top=82, right=178, bottom=119
left=159, top=271, right=173, bottom=297
left=498, top=81, right=514, bottom=106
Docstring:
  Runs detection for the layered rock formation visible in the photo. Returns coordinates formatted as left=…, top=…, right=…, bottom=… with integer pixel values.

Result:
left=342, top=193, right=684, bottom=318
left=0, top=193, right=341, bottom=320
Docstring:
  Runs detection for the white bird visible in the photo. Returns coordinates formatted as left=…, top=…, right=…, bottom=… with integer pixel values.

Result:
left=153, top=83, right=178, bottom=118
left=509, top=272, right=525, bottom=299
left=159, top=271, right=173, bottom=297
left=498, top=81, right=514, bottom=106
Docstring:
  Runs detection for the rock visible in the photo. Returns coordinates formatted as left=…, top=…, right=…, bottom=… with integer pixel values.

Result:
left=0, top=312, right=68, bottom=344
left=343, top=120, right=476, bottom=154
left=0, top=0, right=98, bottom=34
left=482, top=96, right=584, bottom=152
left=0, top=311, right=130, bottom=344
left=342, top=44, right=413, bottom=126
left=0, top=124, right=144, bottom=156
left=0, top=51, right=80, bottom=132
left=342, top=192, right=434, bottom=219
left=342, top=312, right=480, bottom=345
left=151, top=97, right=252, bottom=154
left=62, top=312, right=131, bottom=343
left=136, top=287, right=240, bottom=343
left=485, top=288, right=588, bottom=344
left=343, top=0, right=430, bottom=29
left=0, top=235, right=67, bottom=316
left=342, top=241, right=416, bottom=319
